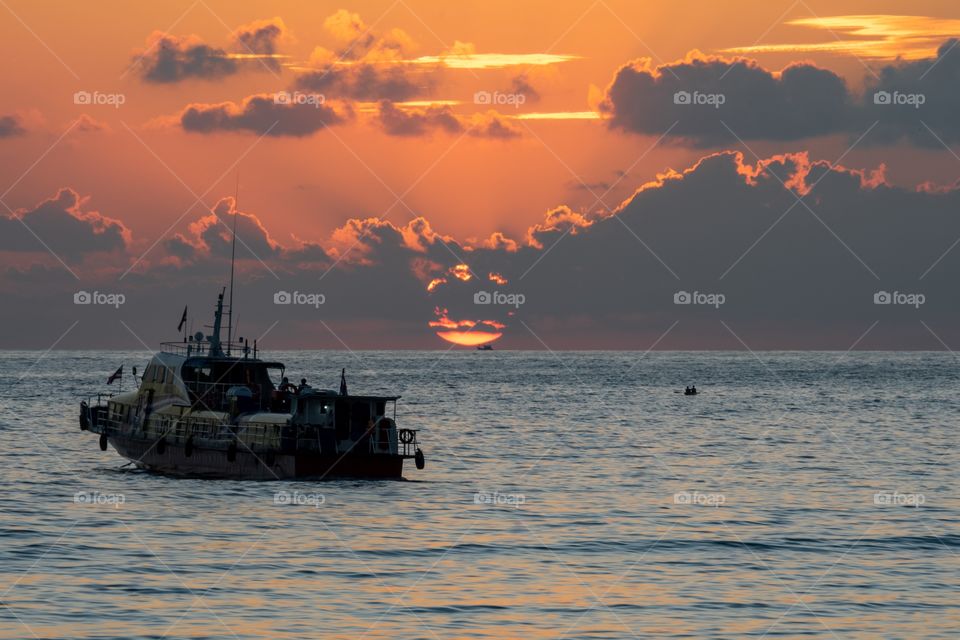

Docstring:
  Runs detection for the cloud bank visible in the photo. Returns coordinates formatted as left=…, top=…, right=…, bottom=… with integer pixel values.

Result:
left=601, top=41, right=960, bottom=147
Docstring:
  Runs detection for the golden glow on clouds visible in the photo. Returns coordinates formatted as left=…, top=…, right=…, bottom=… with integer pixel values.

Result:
left=355, top=100, right=461, bottom=114
left=411, top=53, right=581, bottom=69
left=225, top=53, right=291, bottom=60
left=725, top=15, right=960, bottom=60
left=512, top=111, right=602, bottom=120
left=449, top=264, right=472, bottom=281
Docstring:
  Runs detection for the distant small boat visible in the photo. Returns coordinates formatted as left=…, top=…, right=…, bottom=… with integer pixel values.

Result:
left=477, top=344, right=494, bottom=351
left=684, top=386, right=698, bottom=396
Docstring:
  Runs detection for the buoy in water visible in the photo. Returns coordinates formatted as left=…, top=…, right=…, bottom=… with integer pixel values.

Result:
left=99, top=433, right=108, bottom=451
left=415, top=448, right=425, bottom=470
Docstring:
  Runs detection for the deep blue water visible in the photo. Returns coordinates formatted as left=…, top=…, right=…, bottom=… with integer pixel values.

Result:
left=1, top=350, right=958, bottom=639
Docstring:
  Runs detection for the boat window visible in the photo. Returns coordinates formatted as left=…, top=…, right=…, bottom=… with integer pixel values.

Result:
left=303, top=399, right=333, bottom=425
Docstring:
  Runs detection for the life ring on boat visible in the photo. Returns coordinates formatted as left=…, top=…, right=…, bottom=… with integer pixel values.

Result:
left=156, top=437, right=166, bottom=455
left=184, top=436, right=194, bottom=458
left=399, top=428, right=415, bottom=444
left=99, top=433, right=108, bottom=451
left=227, top=442, right=238, bottom=462
left=79, top=401, right=89, bottom=431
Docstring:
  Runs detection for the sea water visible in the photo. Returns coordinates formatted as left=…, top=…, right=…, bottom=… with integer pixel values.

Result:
left=0, top=350, right=957, bottom=639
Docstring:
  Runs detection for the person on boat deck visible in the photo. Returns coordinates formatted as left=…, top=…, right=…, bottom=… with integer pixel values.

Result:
left=297, top=378, right=311, bottom=393
left=279, top=377, right=295, bottom=393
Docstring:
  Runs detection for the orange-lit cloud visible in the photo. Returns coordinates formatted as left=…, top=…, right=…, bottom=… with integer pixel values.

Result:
left=724, top=15, right=960, bottom=60
left=449, top=264, right=472, bottom=281
left=526, top=205, right=593, bottom=249
left=412, top=52, right=580, bottom=69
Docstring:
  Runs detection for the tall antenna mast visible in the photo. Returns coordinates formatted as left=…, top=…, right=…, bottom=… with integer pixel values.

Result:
left=227, top=172, right=239, bottom=354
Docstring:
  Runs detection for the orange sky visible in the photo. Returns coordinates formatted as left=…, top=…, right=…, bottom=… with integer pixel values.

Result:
left=1, top=1, right=957, bottom=239
left=2, top=0, right=960, bottom=348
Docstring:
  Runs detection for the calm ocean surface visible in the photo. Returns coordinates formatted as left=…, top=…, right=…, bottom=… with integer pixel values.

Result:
left=0, top=350, right=957, bottom=639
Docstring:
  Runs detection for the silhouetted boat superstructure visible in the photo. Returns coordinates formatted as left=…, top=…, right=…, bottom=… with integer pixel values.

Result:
left=79, top=291, right=424, bottom=479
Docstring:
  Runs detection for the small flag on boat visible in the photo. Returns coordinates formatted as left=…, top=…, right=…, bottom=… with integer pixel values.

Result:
left=107, top=365, right=123, bottom=385
left=177, top=305, right=188, bottom=332
left=339, top=368, right=347, bottom=396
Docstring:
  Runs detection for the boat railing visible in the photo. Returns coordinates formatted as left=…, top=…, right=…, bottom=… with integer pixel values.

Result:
left=160, top=340, right=250, bottom=358
left=84, top=392, right=115, bottom=406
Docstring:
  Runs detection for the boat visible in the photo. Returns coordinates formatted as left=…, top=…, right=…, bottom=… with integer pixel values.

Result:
left=78, top=193, right=424, bottom=479
left=477, top=344, right=494, bottom=351
left=684, top=386, right=698, bottom=396
left=79, top=290, right=425, bottom=479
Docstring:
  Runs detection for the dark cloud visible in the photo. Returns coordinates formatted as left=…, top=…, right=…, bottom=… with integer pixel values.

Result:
left=179, top=94, right=351, bottom=136
left=377, top=100, right=460, bottom=136
left=141, top=150, right=960, bottom=348
left=376, top=101, right=521, bottom=138
left=233, top=17, right=287, bottom=71
left=601, top=41, right=960, bottom=149
left=600, top=54, right=854, bottom=146
left=133, top=19, right=288, bottom=83
left=0, top=188, right=129, bottom=259
left=5, top=152, right=960, bottom=348
left=864, top=39, right=960, bottom=145
left=134, top=32, right=237, bottom=83
left=0, top=114, right=26, bottom=138
left=296, top=64, right=428, bottom=102
left=509, top=73, right=541, bottom=103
